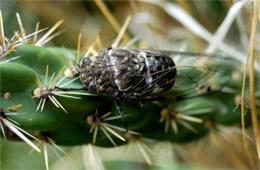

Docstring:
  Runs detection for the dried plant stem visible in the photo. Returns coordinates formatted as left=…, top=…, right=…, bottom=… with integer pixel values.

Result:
left=0, top=10, right=5, bottom=47
left=94, top=0, right=129, bottom=42
left=241, top=0, right=259, bottom=166
left=248, top=0, right=259, bottom=161
left=240, top=24, right=255, bottom=170
left=249, top=0, right=259, bottom=143
left=212, top=135, right=247, bottom=169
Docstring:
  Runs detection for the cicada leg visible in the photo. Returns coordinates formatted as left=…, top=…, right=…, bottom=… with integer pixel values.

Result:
left=114, top=98, right=128, bottom=132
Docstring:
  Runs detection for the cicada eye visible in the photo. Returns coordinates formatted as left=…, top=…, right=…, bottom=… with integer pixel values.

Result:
left=83, top=57, right=91, bottom=63
left=88, top=82, right=97, bottom=92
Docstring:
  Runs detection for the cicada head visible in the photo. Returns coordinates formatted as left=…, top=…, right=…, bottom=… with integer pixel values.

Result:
left=79, top=50, right=118, bottom=96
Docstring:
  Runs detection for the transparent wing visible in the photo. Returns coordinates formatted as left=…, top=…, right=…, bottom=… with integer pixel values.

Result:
left=124, top=66, right=176, bottom=99
left=169, top=65, right=231, bottom=100
left=128, top=48, right=209, bottom=57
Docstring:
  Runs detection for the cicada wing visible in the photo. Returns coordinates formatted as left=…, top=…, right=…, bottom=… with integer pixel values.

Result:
left=127, top=68, right=176, bottom=99
left=131, top=58, right=233, bottom=101
left=128, top=48, right=210, bottom=58
left=168, top=62, right=232, bottom=100
left=120, top=48, right=236, bottom=101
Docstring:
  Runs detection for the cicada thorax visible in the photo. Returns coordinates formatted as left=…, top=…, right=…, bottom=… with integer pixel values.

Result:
left=79, top=48, right=177, bottom=100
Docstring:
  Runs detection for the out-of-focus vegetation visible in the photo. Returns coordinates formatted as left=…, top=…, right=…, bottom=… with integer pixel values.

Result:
left=0, top=0, right=259, bottom=169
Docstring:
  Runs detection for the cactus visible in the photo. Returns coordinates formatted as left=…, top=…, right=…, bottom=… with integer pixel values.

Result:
left=1, top=1, right=259, bottom=169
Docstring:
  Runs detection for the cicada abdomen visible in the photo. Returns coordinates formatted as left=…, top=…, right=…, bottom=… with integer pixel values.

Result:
left=79, top=48, right=177, bottom=100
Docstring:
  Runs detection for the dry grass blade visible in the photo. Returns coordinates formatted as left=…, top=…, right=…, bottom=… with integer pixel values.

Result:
left=112, top=16, right=132, bottom=48
left=211, top=134, right=248, bottom=169
left=0, top=10, right=5, bottom=47
left=76, top=33, right=81, bottom=65
left=148, top=0, right=211, bottom=41
left=94, top=0, right=129, bottom=42
left=123, top=35, right=140, bottom=48
left=257, top=135, right=260, bottom=160
left=83, top=42, right=96, bottom=58
left=248, top=0, right=259, bottom=163
left=241, top=0, right=259, bottom=167
left=206, top=0, right=249, bottom=53
left=145, top=0, right=260, bottom=71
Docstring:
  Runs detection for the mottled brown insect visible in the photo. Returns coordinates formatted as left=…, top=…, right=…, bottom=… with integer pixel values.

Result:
left=79, top=47, right=178, bottom=100
left=63, top=47, right=223, bottom=131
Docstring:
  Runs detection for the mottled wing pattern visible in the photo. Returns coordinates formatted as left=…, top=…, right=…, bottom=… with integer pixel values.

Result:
left=121, top=49, right=231, bottom=100
left=116, top=49, right=177, bottom=100
left=80, top=48, right=230, bottom=101
left=106, top=48, right=143, bottom=92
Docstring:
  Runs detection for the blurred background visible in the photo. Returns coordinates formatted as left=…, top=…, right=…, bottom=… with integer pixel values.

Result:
left=0, top=0, right=259, bottom=169
left=0, top=0, right=251, bottom=52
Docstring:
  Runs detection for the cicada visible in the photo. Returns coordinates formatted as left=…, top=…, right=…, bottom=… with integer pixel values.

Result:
left=78, top=47, right=227, bottom=130
left=80, top=47, right=179, bottom=100
left=79, top=47, right=223, bottom=100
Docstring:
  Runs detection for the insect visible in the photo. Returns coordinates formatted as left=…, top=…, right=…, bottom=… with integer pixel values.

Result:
left=78, top=47, right=216, bottom=130
left=79, top=47, right=214, bottom=99
left=79, top=47, right=181, bottom=100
